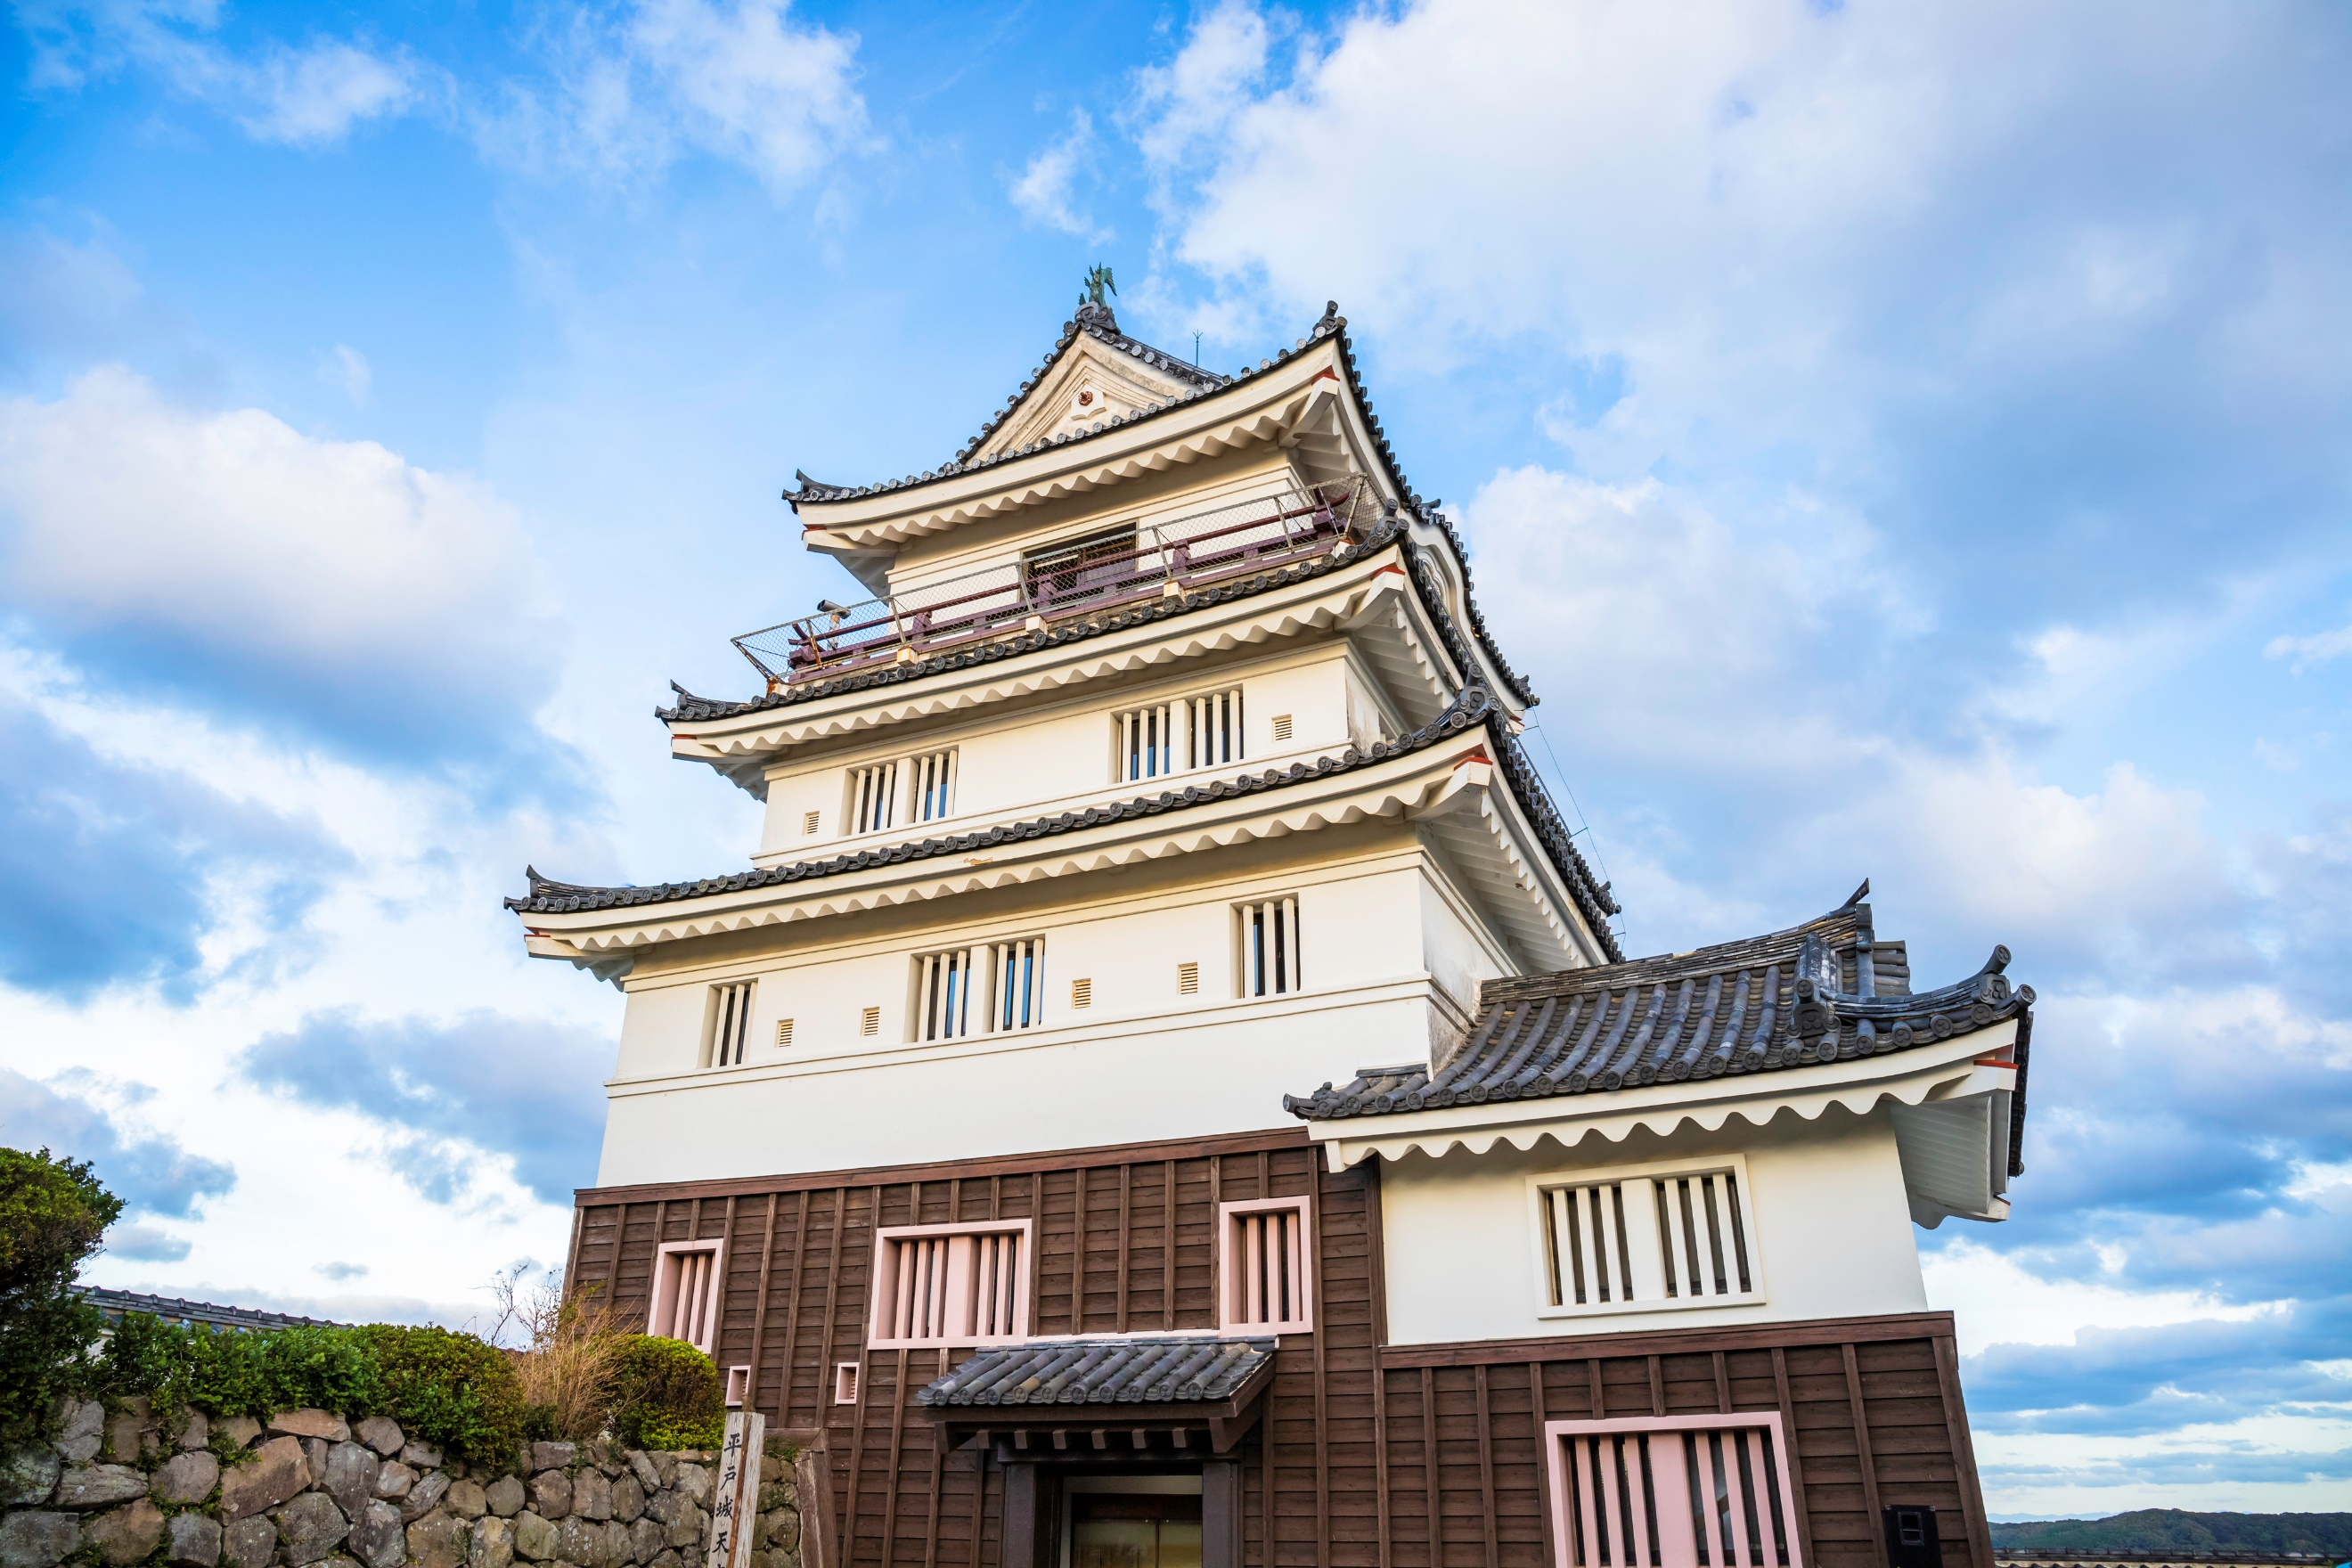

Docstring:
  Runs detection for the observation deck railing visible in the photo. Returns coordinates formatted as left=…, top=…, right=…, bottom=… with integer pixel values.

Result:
left=734, top=478, right=1379, bottom=688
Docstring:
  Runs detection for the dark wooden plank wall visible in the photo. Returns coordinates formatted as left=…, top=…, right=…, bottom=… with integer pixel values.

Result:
left=571, top=1133, right=1990, bottom=1568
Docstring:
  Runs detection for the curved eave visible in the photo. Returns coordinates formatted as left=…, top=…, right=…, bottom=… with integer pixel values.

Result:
left=519, top=726, right=1507, bottom=962
left=795, top=339, right=1379, bottom=551
left=1308, top=1021, right=2020, bottom=1171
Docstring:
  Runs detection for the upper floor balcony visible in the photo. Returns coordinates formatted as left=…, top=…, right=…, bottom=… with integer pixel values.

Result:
left=735, top=480, right=1377, bottom=690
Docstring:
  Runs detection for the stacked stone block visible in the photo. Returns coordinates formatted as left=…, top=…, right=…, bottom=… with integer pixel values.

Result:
left=1, top=1405, right=802, bottom=1568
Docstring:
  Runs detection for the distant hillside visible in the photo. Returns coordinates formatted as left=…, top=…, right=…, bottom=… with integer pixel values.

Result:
left=1990, top=1512, right=2352, bottom=1557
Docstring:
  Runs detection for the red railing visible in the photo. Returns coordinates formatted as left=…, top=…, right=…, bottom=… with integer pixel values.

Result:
left=734, top=480, right=1375, bottom=686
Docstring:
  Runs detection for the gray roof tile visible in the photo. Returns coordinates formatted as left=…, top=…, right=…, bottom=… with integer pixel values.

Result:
left=916, top=1336, right=1276, bottom=1408
left=1285, top=885, right=2034, bottom=1177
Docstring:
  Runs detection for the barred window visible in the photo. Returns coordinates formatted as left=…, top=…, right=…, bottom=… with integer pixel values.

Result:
left=1219, top=1196, right=1312, bottom=1332
left=911, top=939, right=1047, bottom=1042
left=1236, top=896, right=1303, bottom=997
left=1532, top=1160, right=1763, bottom=1317
left=848, top=760, right=897, bottom=835
left=706, top=981, right=755, bottom=1067
left=869, top=1222, right=1031, bottom=1348
left=1547, top=1412, right=1801, bottom=1568
left=1113, top=687, right=1244, bottom=782
left=647, top=1241, right=723, bottom=1352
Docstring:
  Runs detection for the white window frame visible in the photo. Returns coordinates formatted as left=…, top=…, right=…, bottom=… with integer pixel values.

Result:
left=844, top=749, right=959, bottom=838
left=647, top=1238, right=725, bottom=1353
left=1544, top=1411, right=1804, bottom=1568
left=908, top=936, right=1047, bottom=1042
left=1216, top=1195, right=1314, bottom=1334
left=1111, top=686, right=1244, bottom=784
left=867, top=1219, right=1034, bottom=1350
left=1524, top=1154, right=1765, bottom=1319
left=703, top=980, right=756, bottom=1068
left=1234, top=895, right=1303, bottom=999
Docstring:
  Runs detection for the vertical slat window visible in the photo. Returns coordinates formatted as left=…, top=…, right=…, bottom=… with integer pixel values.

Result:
left=1549, top=1415, right=1800, bottom=1568
left=1115, top=702, right=1176, bottom=782
left=1186, top=688, right=1244, bottom=769
left=1541, top=1180, right=1636, bottom=1307
left=706, top=981, right=755, bottom=1067
left=1236, top=896, right=1303, bottom=997
left=907, top=749, right=957, bottom=824
left=849, top=761, right=898, bottom=835
left=869, top=1225, right=1030, bottom=1347
left=988, top=938, right=1047, bottom=1032
left=1218, top=1197, right=1312, bottom=1332
left=912, top=947, right=979, bottom=1041
left=647, top=1243, right=724, bottom=1353
left=1656, top=1172, right=1753, bottom=1300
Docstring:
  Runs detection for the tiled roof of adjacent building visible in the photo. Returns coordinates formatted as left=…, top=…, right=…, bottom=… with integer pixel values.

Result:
left=81, top=1286, right=350, bottom=1332
left=517, top=683, right=1625, bottom=960
left=916, top=1335, right=1276, bottom=1408
left=1284, top=885, right=2033, bottom=1177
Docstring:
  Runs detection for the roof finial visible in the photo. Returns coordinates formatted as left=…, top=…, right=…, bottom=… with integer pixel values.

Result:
left=1841, top=878, right=1871, bottom=907
left=1082, top=264, right=1116, bottom=310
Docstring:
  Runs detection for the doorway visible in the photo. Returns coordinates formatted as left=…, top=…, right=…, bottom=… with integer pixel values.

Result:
left=1064, top=1475, right=1204, bottom=1568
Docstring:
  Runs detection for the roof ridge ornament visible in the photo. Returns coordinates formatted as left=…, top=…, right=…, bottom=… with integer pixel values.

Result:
left=1075, top=263, right=1117, bottom=331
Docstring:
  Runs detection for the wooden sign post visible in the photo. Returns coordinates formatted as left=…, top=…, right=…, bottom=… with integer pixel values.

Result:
left=704, top=1409, right=767, bottom=1568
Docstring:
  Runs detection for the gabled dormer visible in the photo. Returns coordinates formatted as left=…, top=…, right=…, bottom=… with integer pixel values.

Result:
left=966, top=298, right=1225, bottom=461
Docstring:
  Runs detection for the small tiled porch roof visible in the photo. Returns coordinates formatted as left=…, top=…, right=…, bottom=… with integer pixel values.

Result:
left=1284, top=886, right=2034, bottom=1178
left=916, top=1336, right=1275, bottom=1409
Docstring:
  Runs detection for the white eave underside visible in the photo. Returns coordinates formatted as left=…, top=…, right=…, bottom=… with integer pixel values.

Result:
left=525, top=732, right=1583, bottom=974
left=796, top=346, right=1376, bottom=551
left=1309, top=1022, right=2021, bottom=1228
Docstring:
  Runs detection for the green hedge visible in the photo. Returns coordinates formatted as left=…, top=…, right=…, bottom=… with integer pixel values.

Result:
left=607, top=1335, right=723, bottom=1451
left=102, top=1316, right=527, bottom=1467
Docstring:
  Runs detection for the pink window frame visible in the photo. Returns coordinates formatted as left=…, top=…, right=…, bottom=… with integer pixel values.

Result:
left=866, top=1219, right=1035, bottom=1349
left=646, top=1238, right=726, bottom=1353
left=1216, top=1194, right=1314, bottom=1333
left=1544, top=1411, right=1804, bottom=1568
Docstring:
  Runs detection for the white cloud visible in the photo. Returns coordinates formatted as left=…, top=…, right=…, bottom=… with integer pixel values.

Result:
left=1924, top=1238, right=2280, bottom=1359
left=18, top=3, right=413, bottom=143
left=2265, top=620, right=2352, bottom=673
left=0, top=366, right=554, bottom=727
left=1131, top=0, right=1271, bottom=176
left=490, top=0, right=867, bottom=196
left=1009, top=110, right=1110, bottom=241
left=236, top=39, right=415, bottom=144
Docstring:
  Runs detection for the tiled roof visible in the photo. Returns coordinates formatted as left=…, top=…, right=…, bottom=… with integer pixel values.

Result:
left=1284, top=886, right=2034, bottom=1176
left=768, top=300, right=1539, bottom=712
left=916, top=1335, right=1275, bottom=1408
left=513, top=682, right=1624, bottom=959
left=82, top=1286, right=349, bottom=1332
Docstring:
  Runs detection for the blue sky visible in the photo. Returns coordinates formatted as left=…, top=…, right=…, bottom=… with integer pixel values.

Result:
left=2, top=0, right=2348, bottom=1517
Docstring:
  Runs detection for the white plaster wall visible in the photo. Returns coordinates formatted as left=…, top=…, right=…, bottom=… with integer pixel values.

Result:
left=595, top=849, right=1441, bottom=1183
left=755, top=641, right=1361, bottom=859
left=1377, top=1109, right=1926, bottom=1345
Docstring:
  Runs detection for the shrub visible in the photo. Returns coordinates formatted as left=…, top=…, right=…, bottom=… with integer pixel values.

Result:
left=510, top=1278, right=624, bottom=1442
left=105, top=1317, right=383, bottom=1420
left=607, top=1335, right=723, bottom=1451
left=355, top=1325, right=528, bottom=1468
left=0, top=1147, right=120, bottom=1445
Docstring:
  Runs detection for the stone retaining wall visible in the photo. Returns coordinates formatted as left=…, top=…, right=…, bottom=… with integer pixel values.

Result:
left=0, top=1403, right=804, bottom=1568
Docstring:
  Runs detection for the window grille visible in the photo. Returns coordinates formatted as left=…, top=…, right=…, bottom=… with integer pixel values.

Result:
left=1657, top=1171, right=1754, bottom=1299
left=988, top=938, right=1047, bottom=1032
left=849, top=761, right=898, bottom=835
left=1533, top=1162, right=1762, bottom=1316
left=1023, top=523, right=1137, bottom=608
left=1237, top=897, right=1303, bottom=997
left=1220, top=1196, right=1312, bottom=1331
left=1547, top=1413, right=1802, bottom=1568
left=869, top=1223, right=1031, bottom=1347
left=707, top=981, right=755, bottom=1067
left=802, top=810, right=821, bottom=836
left=723, top=1365, right=751, bottom=1407
left=860, top=1006, right=880, bottom=1037
left=1178, top=961, right=1199, bottom=996
left=647, top=1241, right=724, bottom=1352
left=1541, top=1180, right=1637, bottom=1308
left=907, top=749, right=957, bottom=823
left=1271, top=713, right=1294, bottom=744
left=1070, top=977, right=1091, bottom=1009
left=1115, top=687, right=1244, bottom=782
left=913, top=946, right=981, bottom=1041
left=774, top=1018, right=794, bottom=1049
left=1187, top=688, right=1244, bottom=768
left=834, top=1363, right=860, bottom=1404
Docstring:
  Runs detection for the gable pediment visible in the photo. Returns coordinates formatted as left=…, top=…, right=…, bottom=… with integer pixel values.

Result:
left=970, top=308, right=1220, bottom=462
